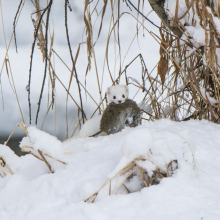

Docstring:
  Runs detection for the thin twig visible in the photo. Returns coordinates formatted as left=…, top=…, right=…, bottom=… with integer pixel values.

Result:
left=65, top=0, right=86, bottom=123
left=28, top=0, right=52, bottom=124
left=13, top=0, right=23, bottom=53
left=35, top=0, right=53, bottom=124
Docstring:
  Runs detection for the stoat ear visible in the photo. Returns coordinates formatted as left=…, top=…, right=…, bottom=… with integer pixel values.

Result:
left=107, top=87, right=111, bottom=94
left=124, top=85, right=128, bottom=92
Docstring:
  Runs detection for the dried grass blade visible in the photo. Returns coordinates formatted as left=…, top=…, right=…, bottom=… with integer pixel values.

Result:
left=97, top=0, right=107, bottom=39
left=158, top=56, right=168, bottom=85
left=38, top=149, right=54, bottom=173
left=122, top=184, right=131, bottom=194
left=138, top=166, right=148, bottom=187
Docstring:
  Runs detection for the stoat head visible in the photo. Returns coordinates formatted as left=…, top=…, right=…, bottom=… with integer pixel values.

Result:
left=107, top=85, right=129, bottom=104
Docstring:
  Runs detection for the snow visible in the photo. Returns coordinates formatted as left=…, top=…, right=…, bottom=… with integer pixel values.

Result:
left=200, top=88, right=218, bottom=104
left=1, top=119, right=220, bottom=219
left=138, top=101, right=152, bottom=114
left=64, top=115, right=102, bottom=141
left=164, top=0, right=217, bottom=47
left=0, top=145, right=21, bottom=173
left=163, top=104, right=171, bottom=117
left=20, top=126, right=66, bottom=163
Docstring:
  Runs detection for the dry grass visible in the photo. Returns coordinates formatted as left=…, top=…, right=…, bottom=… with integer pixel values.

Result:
left=85, top=157, right=178, bottom=203
left=2, top=0, right=220, bottom=136
left=0, top=156, right=13, bottom=177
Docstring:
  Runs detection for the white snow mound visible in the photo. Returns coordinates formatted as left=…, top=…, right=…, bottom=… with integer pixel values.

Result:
left=1, top=119, right=220, bottom=220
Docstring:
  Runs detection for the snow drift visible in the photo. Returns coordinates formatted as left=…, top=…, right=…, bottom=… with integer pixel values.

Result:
left=1, top=119, right=220, bottom=219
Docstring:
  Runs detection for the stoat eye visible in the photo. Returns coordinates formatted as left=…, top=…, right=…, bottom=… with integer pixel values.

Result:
left=113, top=96, right=116, bottom=99
left=122, top=94, right=125, bottom=98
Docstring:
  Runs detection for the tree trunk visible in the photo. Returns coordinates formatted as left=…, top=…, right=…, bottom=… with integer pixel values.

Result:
left=148, top=0, right=183, bottom=37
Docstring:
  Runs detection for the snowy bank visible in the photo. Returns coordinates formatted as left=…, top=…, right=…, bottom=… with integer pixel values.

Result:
left=1, top=119, right=220, bottom=220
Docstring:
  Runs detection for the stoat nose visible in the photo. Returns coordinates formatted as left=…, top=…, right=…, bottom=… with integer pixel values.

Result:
left=118, top=100, right=122, bottom=104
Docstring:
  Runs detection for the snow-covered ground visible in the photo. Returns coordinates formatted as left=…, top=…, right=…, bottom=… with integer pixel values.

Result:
left=1, top=119, right=220, bottom=220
